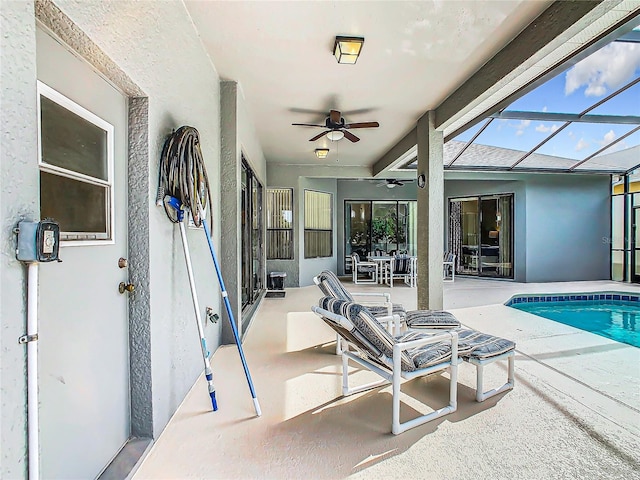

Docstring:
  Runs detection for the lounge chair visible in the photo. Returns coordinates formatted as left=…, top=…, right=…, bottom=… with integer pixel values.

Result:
left=313, top=270, right=460, bottom=334
left=311, top=298, right=516, bottom=432
left=312, top=297, right=459, bottom=435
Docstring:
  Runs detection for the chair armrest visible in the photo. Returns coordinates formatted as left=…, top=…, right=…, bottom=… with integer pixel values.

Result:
left=351, top=292, right=391, bottom=302
left=394, top=330, right=458, bottom=353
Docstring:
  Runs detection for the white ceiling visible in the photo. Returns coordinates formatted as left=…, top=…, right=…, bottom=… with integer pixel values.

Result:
left=184, top=1, right=554, bottom=168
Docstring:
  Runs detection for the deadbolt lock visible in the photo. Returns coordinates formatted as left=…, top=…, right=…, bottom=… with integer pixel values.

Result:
left=118, top=257, right=128, bottom=268
left=118, top=282, right=135, bottom=294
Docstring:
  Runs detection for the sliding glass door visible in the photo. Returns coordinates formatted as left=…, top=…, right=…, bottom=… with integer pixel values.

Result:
left=241, top=159, right=264, bottom=309
left=345, top=200, right=417, bottom=273
left=449, top=194, right=513, bottom=279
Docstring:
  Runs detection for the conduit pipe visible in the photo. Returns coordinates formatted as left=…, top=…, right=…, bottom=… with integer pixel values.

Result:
left=26, top=262, right=39, bottom=480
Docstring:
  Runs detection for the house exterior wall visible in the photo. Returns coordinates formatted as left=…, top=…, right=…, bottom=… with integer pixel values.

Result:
left=1, top=2, right=40, bottom=477
left=220, top=81, right=267, bottom=343
left=525, top=175, right=610, bottom=282
left=445, top=173, right=610, bottom=282
left=0, top=1, right=265, bottom=475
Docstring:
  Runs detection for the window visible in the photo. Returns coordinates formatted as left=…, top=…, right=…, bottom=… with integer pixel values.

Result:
left=38, top=81, right=114, bottom=243
left=266, top=188, right=293, bottom=259
left=304, top=190, right=332, bottom=258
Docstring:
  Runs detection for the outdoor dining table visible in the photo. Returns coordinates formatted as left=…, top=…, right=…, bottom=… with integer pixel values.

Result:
left=367, top=255, right=417, bottom=285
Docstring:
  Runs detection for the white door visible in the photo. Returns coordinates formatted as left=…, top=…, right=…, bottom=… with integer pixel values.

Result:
left=36, top=28, right=130, bottom=479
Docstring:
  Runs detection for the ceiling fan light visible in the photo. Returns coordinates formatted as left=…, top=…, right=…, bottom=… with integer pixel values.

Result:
left=334, top=36, right=364, bottom=64
left=326, top=130, right=345, bottom=142
left=314, top=148, right=329, bottom=159
left=386, top=183, right=396, bottom=189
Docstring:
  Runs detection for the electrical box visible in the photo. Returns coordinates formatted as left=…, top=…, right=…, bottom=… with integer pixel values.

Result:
left=16, top=220, right=61, bottom=263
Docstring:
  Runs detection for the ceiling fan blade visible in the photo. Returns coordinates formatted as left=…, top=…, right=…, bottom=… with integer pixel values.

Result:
left=344, top=122, right=380, bottom=129
left=292, top=123, right=325, bottom=127
left=343, top=130, right=360, bottom=142
left=309, top=130, right=330, bottom=142
left=329, top=109, right=341, bottom=124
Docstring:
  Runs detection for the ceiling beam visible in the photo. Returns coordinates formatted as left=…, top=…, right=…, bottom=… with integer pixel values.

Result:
left=372, top=127, right=416, bottom=176
left=435, top=0, right=608, bottom=132
left=490, top=111, right=640, bottom=125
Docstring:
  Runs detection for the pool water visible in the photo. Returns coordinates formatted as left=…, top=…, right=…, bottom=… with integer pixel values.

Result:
left=511, top=300, right=639, bottom=348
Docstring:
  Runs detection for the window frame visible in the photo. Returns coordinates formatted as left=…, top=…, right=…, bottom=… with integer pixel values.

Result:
left=304, top=189, right=333, bottom=259
left=266, top=187, right=294, bottom=260
left=37, top=81, right=115, bottom=246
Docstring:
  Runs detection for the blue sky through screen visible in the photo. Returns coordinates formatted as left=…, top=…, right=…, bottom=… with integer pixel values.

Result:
left=452, top=36, right=640, bottom=163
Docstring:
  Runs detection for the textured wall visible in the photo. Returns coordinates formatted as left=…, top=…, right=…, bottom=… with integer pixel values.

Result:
left=0, top=2, right=39, bottom=477
left=445, top=173, right=610, bottom=282
left=220, top=82, right=241, bottom=345
left=3, top=0, right=229, bottom=455
left=525, top=175, right=610, bottom=282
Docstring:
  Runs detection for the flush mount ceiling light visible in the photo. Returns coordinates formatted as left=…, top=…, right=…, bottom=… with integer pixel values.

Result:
left=333, top=36, right=364, bottom=64
left=326, top=130, right=345, bottom=142
left=314, top=148, right=329, bottom=159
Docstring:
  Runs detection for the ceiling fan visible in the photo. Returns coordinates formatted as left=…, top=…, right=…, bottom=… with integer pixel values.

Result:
left=292, top=109, right=379, bottom=143
left=376, top=179, right=409, bottom=189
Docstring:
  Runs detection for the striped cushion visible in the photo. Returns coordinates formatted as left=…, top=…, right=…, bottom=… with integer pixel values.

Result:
left=405, top=310, right=460, bottom=329
left=457, top=329, right=515, bottom=359
left=396, top=331, right=453, bottom=369
left=318, top=298, right=382, bottom=358
left=392, top=254, right=412, bottom=274
left=319, top=297, right=415, bottom=371
left=316, top=270, right=354, bottom=302
left=367, top=303, right=407, bottom=318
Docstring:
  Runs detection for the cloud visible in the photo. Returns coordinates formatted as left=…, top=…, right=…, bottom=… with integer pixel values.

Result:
left=565, top=42, right=640, bottom=97
left=535, top=123, right=559, bottom=133
left=514, top=119, right=530, bottom=136
left=575, top=138, right=590, bottom=151
left=567, top=131, right=576, bottom=140
left=599, top=129, right=616, bottom=146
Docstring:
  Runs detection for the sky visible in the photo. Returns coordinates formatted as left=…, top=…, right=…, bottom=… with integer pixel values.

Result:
left=453, top=33, right=640, bottom=164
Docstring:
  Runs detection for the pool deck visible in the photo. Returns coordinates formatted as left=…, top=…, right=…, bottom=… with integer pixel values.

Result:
left=133, top=278, right=640, bottom=479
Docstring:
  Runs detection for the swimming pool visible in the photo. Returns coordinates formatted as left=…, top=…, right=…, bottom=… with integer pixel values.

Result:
left=506, top=292, right=639, bottom=348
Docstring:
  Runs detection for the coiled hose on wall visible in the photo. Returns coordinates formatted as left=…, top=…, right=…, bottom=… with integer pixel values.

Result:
left=156, top=126, right=212, bottom=227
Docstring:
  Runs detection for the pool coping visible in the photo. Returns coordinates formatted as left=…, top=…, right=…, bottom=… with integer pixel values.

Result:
left=504, top=290, right=640, bottom=306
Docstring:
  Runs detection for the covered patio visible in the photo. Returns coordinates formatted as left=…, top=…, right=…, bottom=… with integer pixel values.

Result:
left=134, top=278, right=640, bottom=479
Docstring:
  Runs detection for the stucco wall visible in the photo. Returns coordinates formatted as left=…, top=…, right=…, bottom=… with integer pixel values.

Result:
left=525, top=175, right=610, bottom=281
left=220, top=81, right=267, bottom=343
left=1, top=1, right=235, bottom=471
left=445, top=173, right=610, bottom=282
left=0, top=2, right=39, bottom=477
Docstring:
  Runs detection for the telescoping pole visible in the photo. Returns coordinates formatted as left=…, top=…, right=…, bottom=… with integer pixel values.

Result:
left=167, top=197, right=217, bottom=411
left=199, top=205, right=261, bottom=417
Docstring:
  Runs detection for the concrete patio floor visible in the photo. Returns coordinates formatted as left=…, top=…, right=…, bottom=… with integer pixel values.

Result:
left=133, top=278, right=640, bottom=479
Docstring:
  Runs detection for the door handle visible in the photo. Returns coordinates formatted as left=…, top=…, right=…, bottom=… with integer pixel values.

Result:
left=118, top=282, right=135, bottom=294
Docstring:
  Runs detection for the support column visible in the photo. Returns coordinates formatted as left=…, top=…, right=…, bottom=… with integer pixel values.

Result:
left=220, top=81, right=242, bottom=345
left=416, top=111, right=444, bottom=310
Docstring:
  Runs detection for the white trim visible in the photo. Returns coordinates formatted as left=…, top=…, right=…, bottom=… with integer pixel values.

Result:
left=37, top=81, right=116, bottom=245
